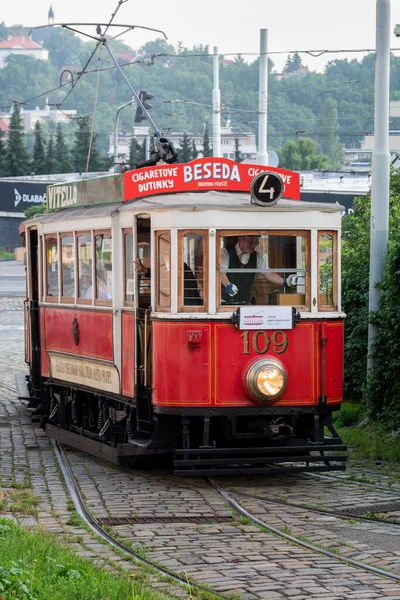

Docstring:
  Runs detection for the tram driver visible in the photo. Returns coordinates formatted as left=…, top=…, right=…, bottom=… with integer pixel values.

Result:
left=221, top=235, right=285, bottom=304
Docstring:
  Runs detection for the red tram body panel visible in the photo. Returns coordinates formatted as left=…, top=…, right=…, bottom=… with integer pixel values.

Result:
left=151, top=320, right=343, bottom=408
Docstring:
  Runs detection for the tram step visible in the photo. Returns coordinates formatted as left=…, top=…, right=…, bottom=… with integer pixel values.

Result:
left=174, top=444, right=348, bottom=476
left=14, top=372, right=30, bottom=401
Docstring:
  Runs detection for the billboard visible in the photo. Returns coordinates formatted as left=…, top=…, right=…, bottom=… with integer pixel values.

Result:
left=0, top=180, right=47, bottom=213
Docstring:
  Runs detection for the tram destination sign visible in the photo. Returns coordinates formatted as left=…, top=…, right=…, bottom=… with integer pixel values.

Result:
left=124, top=158, right=300, bottom=202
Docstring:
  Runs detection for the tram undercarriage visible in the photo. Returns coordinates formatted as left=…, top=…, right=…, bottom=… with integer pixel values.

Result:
left=21, top=377, right=347, bottom=475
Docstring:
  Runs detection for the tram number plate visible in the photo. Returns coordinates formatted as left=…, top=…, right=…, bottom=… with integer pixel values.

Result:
left=241, top=330, right=288, bottom=355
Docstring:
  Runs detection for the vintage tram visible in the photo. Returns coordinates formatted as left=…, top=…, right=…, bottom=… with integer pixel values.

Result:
left=20, top=157, right=346, bottom=475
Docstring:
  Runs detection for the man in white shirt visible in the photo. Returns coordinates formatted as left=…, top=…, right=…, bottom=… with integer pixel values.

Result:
left=221, top=235, right=284, bottom=304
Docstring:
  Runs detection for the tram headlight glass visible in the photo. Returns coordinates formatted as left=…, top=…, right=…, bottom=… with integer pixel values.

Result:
left=245, top=359, right=287, bottom=403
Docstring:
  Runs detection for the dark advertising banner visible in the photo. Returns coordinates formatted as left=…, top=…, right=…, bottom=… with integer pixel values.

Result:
left=0, top=181, right=47, bottom=213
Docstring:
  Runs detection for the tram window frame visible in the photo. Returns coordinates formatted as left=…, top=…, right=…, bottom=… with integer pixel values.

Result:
left=317, top=230, right=338, bottom=312
left=94, top=230, right=113, bottom=307
left=44, top=233, right=59, bottom=303
left=123, top=229, right=134, bottom=307
left=155, top=230, right=171, bottom=313
left=60, top=232, right=75, bottom=304
left=77, top=231, right=94, bottom=305
left=216, top=229, right=311, bottom=312
left=178, top=230, right=208, bottom=313
left=39, top=235, right=44, bottom=301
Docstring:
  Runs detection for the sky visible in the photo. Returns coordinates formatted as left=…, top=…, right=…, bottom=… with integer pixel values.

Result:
left=3, top=0, right=400, bottom=72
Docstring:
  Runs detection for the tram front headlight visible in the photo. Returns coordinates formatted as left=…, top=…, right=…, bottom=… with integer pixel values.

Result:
left=245, top=358, right=287, bottom=403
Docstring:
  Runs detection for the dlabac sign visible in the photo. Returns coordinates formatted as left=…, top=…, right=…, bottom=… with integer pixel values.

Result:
left=124, top=158, right=300, bottom=201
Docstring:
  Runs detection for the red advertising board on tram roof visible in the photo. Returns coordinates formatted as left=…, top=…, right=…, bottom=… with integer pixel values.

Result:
left=123, top=157, right=300, bottom=202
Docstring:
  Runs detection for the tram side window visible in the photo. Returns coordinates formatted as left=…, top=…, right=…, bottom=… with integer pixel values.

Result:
left=78, top=234, right=93, bottom=300
left=95, top=233, right=112, bottom=301
left=180, top=232, right=205, bottom=310
left=46, top=237, right=58, bottom=298
left=124, top=232, right=134, bottom=303
left=318, top=232, right=336, bottom=310
left=218, top=232, right=309, bottom=309
left=61, top=235, right=75, bottom=299
left=156, top=232, right=171, bottom=311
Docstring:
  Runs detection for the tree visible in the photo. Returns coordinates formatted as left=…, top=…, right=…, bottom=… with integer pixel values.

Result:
left=0, top=128, right=6, bottom=176
left=202, top=123, right=212, bottom=157
left=283, top=53, right=303, bottom=73
left=31, top=121, right=47, bottom=175
left=316, top=98, right=345, bottom=169
left=46, top=135, right=55, bottom=174
left=128, top=136, right=145, bottom=167
left=234, top=138, right=243, bottom=163
left=54, top=123, right=71, bottom=173
left=5, top=104, right=29, bottom=176
left=191, top=139, right=198, bottom=161
left=178, top=132, right=192, bottom=163
left=279, top=138, right=329, bottom=171
left=72, top=116, right=111, bottom=172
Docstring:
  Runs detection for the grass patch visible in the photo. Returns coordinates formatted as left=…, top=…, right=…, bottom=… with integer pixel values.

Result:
left=334, top=402, right=400, bottom=463
left=3, top=488, right=40, bottom=515
left=0, top=518, right=184, bottom=600
left=0, top=248, right=14, bottom=260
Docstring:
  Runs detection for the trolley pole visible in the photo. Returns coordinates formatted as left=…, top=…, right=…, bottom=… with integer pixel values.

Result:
left=367, top=0, right=390, bottom=376
left=257, top=29, right=268, bottom=166
left=212, top=46, right=221, bottom=157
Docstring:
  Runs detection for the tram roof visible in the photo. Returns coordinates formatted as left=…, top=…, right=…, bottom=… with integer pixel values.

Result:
left=25, top=191, right=343, bottom=226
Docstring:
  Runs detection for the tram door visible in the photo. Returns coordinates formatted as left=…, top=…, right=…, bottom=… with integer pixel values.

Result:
left=134, top=215, right=152, bottom=434
left=26, top=227, right=42, bottom=406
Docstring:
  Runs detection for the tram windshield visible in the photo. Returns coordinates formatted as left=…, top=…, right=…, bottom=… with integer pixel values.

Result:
left=218, top=231, right=309, bottom=309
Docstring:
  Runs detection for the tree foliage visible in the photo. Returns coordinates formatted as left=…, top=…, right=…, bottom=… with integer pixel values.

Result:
left=342, top=169, right=400, bottom=429
left=178, top=132, right=192, bottom=163
left=31, top=121, right=47, bottom=175
left=5, top=104, right=29, bottom=176
left=202, top=123, right=212, bottom=157
left=279, top=137, right=329, bottom=171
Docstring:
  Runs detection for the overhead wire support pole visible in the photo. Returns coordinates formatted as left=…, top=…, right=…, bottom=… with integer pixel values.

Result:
left=212, top=47, right=221, bottom=157
left=114, top=96, right=135, bottom=172
left=103, top=41, right=162, bottom=137
left=257, top=29, right=268, bottom=166
left=367, top=0, right=391, bottom=378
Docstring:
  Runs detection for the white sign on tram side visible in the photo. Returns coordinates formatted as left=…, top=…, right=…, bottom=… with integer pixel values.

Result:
left=238, top=306, right=294, bottom=330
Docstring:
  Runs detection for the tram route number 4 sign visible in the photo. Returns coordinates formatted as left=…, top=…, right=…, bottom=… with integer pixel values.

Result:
left=236, top=306, right=295, bottom=330
left=250, top=171, right=284, bottom=207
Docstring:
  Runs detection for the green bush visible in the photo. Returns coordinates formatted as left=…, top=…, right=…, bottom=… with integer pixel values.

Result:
left=333, top=402, right=365, bottom=428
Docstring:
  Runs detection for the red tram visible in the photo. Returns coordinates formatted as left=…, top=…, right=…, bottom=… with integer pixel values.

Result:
left=20, top=157, right=346, bottom=475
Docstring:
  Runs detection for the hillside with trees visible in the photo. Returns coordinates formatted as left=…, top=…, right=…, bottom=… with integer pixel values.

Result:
left=0, top=23, right=399, bottom=176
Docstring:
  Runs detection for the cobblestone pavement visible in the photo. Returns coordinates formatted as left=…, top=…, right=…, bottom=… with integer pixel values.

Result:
left=2, top=297, right=400, bottom=599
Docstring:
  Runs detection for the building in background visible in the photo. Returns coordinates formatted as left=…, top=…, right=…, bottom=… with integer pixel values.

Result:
left=0, top=37, right=48, bottom=68
left=0, top=103, right=77, bottom=133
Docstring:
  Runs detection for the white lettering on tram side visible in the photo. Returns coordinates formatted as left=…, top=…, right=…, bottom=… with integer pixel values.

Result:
left=131, top=167, right=178, bottom=183
left=138, top=180, right=174, bottom=192
left=48, top=185, right=78, bottom=210
left=184, top=162, right=241, bottom=183
left=248, top=167, right=291, bottom=186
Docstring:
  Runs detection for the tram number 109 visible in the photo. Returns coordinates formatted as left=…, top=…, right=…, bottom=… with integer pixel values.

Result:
left=241, top=330, right=288, bottom=355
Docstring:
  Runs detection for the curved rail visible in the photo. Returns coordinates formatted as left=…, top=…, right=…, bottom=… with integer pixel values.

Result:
left=208, top=479, right=400, bottom=583
left=51, top=441, right=230, bottom=600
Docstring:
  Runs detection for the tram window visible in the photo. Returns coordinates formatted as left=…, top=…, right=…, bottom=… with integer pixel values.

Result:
left=95, top=233, right=112, bottom=302
left=46, top=237, right=59, bottom=298
left=218, top=231, right=310, bottom=310
left=156, top=231, right=171, bottom=311
left=61, top=235, right=74, bottom=299
left=179, top=232, right=206, bottom=311
left=124, top=231, right=134, bottom=304
left=318, top=232, right=336, bottom=310
left=77, top=234, right=93, bottom=301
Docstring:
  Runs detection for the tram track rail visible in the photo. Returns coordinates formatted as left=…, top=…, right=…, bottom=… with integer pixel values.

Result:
left=207, top=479, right=400, bottom=584
left=51, top=440, right=232, bottom=600
left=225, top=489, right=400, bottom=527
